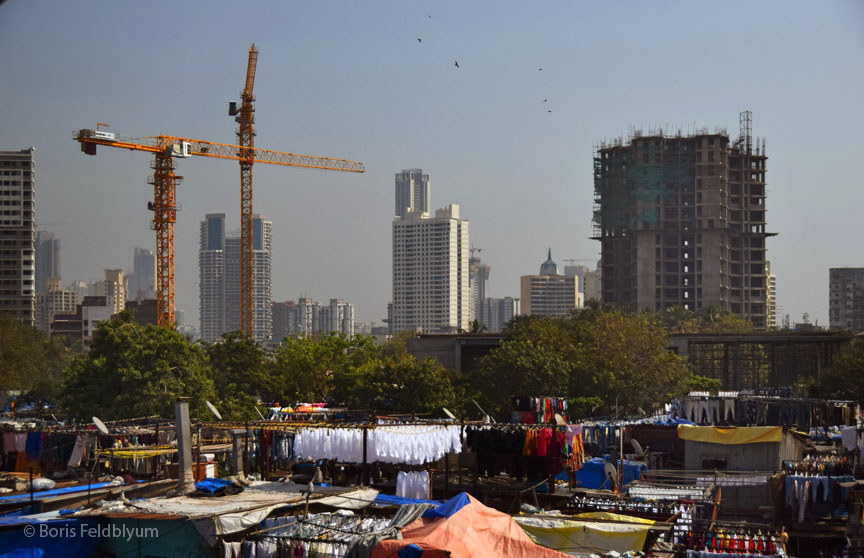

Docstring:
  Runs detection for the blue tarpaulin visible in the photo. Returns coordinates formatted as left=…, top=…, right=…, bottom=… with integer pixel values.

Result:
left=574, top=457, right=647, bottom=490
left=397, top=544, right=424, bottom=558
left=194, top=478, right=236, bottom=493
left=373, top=494, right=442, bottom=507
left=421, top=492, right=471, bottom=519
left=0, top=482, right=112, bottom=503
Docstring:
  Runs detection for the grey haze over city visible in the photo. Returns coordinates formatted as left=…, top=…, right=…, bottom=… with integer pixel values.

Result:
left=1, top=0, right=862, bottom=328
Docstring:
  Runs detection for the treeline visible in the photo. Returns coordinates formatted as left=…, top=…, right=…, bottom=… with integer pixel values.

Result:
left=4, top=306, right=861, bottom=422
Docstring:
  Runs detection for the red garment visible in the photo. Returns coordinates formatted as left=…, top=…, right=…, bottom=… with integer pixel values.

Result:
left=536, top=428, right=553, bottom=457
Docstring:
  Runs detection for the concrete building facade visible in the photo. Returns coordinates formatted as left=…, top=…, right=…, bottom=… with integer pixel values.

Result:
left=0, top=148, right=36, bottom=324
left=392, top=204, right=469, bottom=334
left=829, top=268, right=864, bottom=332
left=766, top=261, right=777, bottom=329
left=593, top=114, right=772, bottom=327
left=51, top=295, right=113, bottom=345
left=35, top=277, right=76, bottom=335
left=520, top=250, right=579, bottom=317
left=481, top=296, right=519, bottom=333
left=271, top=297, right=355, bottom=340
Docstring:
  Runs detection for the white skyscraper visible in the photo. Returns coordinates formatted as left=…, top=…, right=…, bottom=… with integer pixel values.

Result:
left=392, top=203, right=469, bottom=334
left=394, top=169, right=430, bottom=219
left=199, top=213, right=272, bottom=344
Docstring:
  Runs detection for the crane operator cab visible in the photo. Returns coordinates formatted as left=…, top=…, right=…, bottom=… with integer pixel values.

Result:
left=169, top=141, right=193, bottom=158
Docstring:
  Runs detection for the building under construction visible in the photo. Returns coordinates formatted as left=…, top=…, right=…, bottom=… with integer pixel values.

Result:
left=593, top=112, right=772, bottom=327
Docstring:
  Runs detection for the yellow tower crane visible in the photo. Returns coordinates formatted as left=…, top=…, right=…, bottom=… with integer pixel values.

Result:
left=229, top=44, right=259, bottom=337
left=75, top=130, right=364, bottom=328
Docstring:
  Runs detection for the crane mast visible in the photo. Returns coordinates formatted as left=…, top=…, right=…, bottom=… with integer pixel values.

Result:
left=237, top=44, right=258, bottom=338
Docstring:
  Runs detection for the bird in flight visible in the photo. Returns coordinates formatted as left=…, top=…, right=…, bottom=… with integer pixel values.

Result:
left=427, top=14, right=432, bottom=18
left=454, top=60, right=460, bottom=68
left=547, top=110, right=552, bottom=113
left=417, top=38, right=422, bottom=43
left=538, top=67, right=543, bottom=71
left=543, top=99, right=548, bottom=103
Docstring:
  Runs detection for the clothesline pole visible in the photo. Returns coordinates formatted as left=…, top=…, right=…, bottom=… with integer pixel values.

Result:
left=361, top=425, right=368, bottom=486
left=244, top=421, right=250, bottom=477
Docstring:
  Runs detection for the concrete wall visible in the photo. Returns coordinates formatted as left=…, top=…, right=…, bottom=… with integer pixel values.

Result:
left=684, top=432, right=804, bottom=471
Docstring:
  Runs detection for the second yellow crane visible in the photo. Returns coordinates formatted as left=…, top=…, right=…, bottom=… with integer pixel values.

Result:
left=75, top=130, right=364, bottom=329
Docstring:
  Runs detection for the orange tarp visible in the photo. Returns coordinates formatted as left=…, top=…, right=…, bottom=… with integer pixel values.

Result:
left=372, top=494, right=570, bottom=558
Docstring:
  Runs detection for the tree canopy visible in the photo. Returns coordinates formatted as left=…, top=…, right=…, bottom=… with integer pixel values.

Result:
left=60, top=312, right=214, bottom=420
left=814, top=338, right=864, bottom=403
left=207, top=331, right=267, bottom=420
left=472, top=310, right=692, bottom=419
left=0, top=314, right=73, bottom=402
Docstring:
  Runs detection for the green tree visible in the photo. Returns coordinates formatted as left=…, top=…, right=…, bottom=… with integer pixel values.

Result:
left=688, top=375, right=723, bottom=393
left=568, top=310, right=691, bottom=413
left=347, top=354, right=460, bottom=415
left=0, top=314, right=72, bottom=401
left=207, top=331, right=266, bottom=420
left=817, top=338, right=864, bottom=403
left=472, top=310, right=693, bottom=420
left=60, top=312, right=214, bottom=420
left=266, top=333, right=381, bottom=405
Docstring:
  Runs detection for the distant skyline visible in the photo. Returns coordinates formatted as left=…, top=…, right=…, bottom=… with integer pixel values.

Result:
left=1, top=1, right=862, bottom=327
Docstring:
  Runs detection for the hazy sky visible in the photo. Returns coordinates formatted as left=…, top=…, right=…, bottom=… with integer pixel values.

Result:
left=1, top=1, right=862, bottom=327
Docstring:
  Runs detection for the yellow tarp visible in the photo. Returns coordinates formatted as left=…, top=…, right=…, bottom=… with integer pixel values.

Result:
left=677, top=425, right=783, bottom=445
left=572, top=511, right=655, bottom=525
left=515, top=514, right=655, bottom=556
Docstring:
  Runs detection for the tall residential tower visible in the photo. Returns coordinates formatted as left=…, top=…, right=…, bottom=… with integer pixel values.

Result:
left=0, top=149, right=36, bottom=324
left=392, top=204, right=469, bottom=334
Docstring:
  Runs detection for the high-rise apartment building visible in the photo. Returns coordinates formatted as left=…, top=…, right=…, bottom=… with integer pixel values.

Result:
left=271, top=297, right=355, bottom=340
left=35, top=231, right=60, bottom=295
left=520, top=250, right=579, bottom=317
left=593, top=113, right=772, bottom=327
left=395, top=169, right=430, bottom=220
left=128, top=247, right=156, bottom=301
left=35, top=277, right=76, bottom=334
left=199, top=213, right=225, bottom=342
left=481, top=297, right=519, bottom=333
left=92, top=268, right=127, bottom=315
left=198, top=213, right=272, bottom=343
left=829, top=268, right=864, bottom=332
left=469, top=253, right=490, bottom=322
left=0, top=149, right=36, bottom=324
left=319, top=299, right=354, bottom=336
left=392, top=204, right=469, bottom=334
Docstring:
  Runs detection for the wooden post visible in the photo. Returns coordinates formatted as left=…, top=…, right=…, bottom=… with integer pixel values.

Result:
left=444, top=452, right=450, bottom=501
left=195, top=426, right=201, bottom=481
left=244, top=421, right=250, bottom=476
left=362, top=426, right=368, bottom=486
